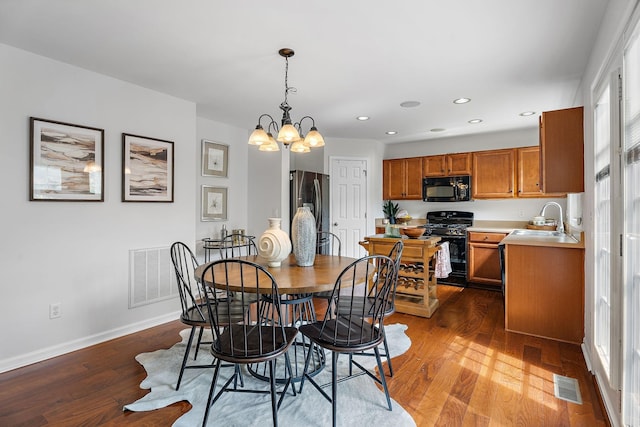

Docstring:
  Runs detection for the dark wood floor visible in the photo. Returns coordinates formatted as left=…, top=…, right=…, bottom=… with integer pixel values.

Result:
left=0, top=285, right=608, bottom=426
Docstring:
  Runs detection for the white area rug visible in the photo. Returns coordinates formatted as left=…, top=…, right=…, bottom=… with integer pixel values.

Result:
left=124, top=323, right=415, bottom=427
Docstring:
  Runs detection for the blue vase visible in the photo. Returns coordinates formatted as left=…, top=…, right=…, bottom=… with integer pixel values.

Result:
left=291, top=207, right=316, bottom=266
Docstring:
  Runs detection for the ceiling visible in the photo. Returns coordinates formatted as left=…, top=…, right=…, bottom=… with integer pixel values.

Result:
left=0, top=1, right=608, bottom=144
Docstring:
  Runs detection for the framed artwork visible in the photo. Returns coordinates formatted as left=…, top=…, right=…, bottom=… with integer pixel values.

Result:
left=122, top=133, right=174, bottom=202
left=201, top=139, right=228, bottom=177
left=30, top=117, right=105, bottom=201
left=201, top=185, right=227, bottom=221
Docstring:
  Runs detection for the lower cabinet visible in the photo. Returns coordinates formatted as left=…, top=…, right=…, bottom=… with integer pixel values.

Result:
left=504, top=244, right=584, bottom=344
left=467, top=231, right=506, bottom=288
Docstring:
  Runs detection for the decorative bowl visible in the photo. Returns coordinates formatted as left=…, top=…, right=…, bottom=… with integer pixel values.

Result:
left=395, top=216, right=412, bottom=225
left=401, top=227, right=425, bottom=238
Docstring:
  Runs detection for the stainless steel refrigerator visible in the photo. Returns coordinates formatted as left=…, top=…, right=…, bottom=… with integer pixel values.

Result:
left=290, top=170, right=330, bottom=236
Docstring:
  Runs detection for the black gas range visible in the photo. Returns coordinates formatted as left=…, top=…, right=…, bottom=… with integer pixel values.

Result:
left=420, top=211, right=474, bottom=286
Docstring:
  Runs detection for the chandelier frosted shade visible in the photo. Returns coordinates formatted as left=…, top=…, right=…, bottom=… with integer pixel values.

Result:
left=303, top=127, right=325, bottom=147
left=258, top=133, right=280, bottom=151
left=276, top=123, right=300, bottom=144
left=248, top=126, right=269, bottom=145
left=290, top=140, right=310, bottom=153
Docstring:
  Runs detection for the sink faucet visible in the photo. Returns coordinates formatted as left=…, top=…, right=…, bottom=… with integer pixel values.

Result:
left=539, top=201, right=565, bottom=234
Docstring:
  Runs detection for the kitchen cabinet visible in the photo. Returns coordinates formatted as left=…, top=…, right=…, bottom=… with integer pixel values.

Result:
left=540, top=106, right=584, bottom=193
left=472, top=149, right=516, bottom=198
left=383, top=157, right=423, bottom=200
left=360, top=235, right=441, bottom=318
left=423, top=152, right=472, bottom=176
left=504, top=243, right=584, bottom=344
left=517, top=146, right=566, bottom=198
left=467, top=231, right=507, bottom=288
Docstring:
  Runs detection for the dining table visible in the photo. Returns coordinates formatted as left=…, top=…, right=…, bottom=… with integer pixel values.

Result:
left=195, top=253, right=362, bottom=294
left=194, top=252, right=365, bottom=386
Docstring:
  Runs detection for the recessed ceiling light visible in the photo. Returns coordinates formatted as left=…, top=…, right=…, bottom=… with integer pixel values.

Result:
left=468, top=119, right=483, bottom=124
left=400, top=101, right=421, bottom=108
left=385, top=131, right=398, bottom=135
left=453, top=98, right=471, bottom=104
left=356, top=116, right=370, bottom=121
left=430, top=128, right=446, bottom=132
left=519, top=111, right=536, bottom=116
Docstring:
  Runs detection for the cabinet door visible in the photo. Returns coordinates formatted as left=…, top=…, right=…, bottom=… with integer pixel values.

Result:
left=517, top=146, right=566, bottom=198
left=472, top=149, right=516, bottom=198
left=467, top=242, right=502, bottom=286
left=383, top=159, right=405, bottom=200
left=404, top=157, right=423, bottom=199
left=423, top=155, right=446, bottom=176
left=517, top=146, right=543, bottom=197
left=447, top=152, right=472, bottom=175
left=540, top=107, right=584, bottom=193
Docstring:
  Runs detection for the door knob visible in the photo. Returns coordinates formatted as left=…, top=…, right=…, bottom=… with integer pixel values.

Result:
left=333, top=222, right=338, bottom=226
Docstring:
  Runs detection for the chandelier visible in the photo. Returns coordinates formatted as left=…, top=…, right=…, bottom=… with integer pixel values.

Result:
left=248, top=48, right=324, bottom=153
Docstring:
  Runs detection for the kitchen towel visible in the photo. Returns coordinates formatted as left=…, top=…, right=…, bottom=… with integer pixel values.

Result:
left=435, top=241, right=452, bottom=278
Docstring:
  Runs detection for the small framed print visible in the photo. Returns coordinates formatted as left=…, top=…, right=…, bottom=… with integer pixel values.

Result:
left=30, top=117, right=104, bottom=201
left=202, top=140, right=228, bottom=177
left=201, top=185, right=227, bottom=221
left=122, top=133, right=174, bottom=202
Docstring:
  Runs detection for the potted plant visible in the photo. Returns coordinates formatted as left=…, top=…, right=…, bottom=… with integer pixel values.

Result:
left=383, top=200, right=399, bottom=224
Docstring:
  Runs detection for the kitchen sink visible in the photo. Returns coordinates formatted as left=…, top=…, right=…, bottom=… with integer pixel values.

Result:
left=506, top=228, right=580, bottom=244
left=510, top=229, right=565, bottom=237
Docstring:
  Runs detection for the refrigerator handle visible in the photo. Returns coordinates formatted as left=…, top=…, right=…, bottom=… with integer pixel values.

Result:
left=313, top=178, right=322, bottom=232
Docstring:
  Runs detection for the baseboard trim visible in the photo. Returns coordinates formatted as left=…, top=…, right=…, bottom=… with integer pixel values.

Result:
left=0, top=311, right=180, bottom=374
left=581, top=341, right=620, bottom=427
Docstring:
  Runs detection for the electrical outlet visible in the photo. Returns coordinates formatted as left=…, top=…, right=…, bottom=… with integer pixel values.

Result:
left=518, top=209, right=525, bottom=218
left=49, top=303, right=61, bottom=319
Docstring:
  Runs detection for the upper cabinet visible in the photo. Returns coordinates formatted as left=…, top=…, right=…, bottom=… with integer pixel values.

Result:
left=540, top=106, right=584, bottom=193
left=472, top=149, right=516, bottom=198
left=517, top=146, right=565, bottom=198
left=423, top=153, right=472, bottom=176
left=383, top=157, right=423, bottom=200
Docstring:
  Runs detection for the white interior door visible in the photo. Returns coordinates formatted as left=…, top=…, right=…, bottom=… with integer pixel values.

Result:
left=330, top=158, right=368, bottom=258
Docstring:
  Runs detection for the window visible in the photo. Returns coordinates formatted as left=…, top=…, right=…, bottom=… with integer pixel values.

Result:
left=594, top=84, right=612, bottom=375
left=623, top=22, right=640, bottom=427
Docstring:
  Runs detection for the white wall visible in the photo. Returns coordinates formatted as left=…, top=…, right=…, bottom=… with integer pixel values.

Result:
left=382, top=127, right=566, bottom=221
left=247, top=143, right=290, bottom=236
left=0, top=44, right=196, bottom=372
left=195, top=116, right=249, bottom=259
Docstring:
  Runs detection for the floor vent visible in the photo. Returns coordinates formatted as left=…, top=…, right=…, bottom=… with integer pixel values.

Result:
left=553, top=374, right=583, bottom=404
left=129, top=246, right=178, bottom=308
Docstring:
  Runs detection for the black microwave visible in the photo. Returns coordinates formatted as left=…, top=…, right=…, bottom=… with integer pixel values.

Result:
left=423, top=175, right=471, bottom=202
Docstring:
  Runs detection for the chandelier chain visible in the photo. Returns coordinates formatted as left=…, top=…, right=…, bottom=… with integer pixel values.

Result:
left=282, top=56, right=296, bottom=107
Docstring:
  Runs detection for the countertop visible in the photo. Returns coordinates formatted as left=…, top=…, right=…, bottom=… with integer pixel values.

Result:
left=373, top=218, right=583, bottom=248
left=500, top=231, right=584, bottom=249
left=466, top=220, right=528, bottom=233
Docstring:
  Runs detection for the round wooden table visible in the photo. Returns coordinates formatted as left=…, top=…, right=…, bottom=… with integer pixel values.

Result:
left=195, top=253, right=362, bottom=295
left=195, top=253, right=363, bottom=386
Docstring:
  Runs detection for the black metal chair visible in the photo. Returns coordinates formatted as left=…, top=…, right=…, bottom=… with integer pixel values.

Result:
left=298, top=254, right=397, bottom=427
left=314, top=231, right=342, bottom=312
left=170, top=242, right=246, bottom=391
left=218, top=234, right=258, bottom=259
left=316, top=231, right=341, bottom=256
left=338, top=240, right=403, bottom=377
left=200, top=259, right=298, bottom=427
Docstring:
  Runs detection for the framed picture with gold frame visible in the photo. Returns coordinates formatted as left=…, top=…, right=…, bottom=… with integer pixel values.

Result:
left=201, top=185, right=227, bottom=221
left=201, top=140, right=228, bottom=177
